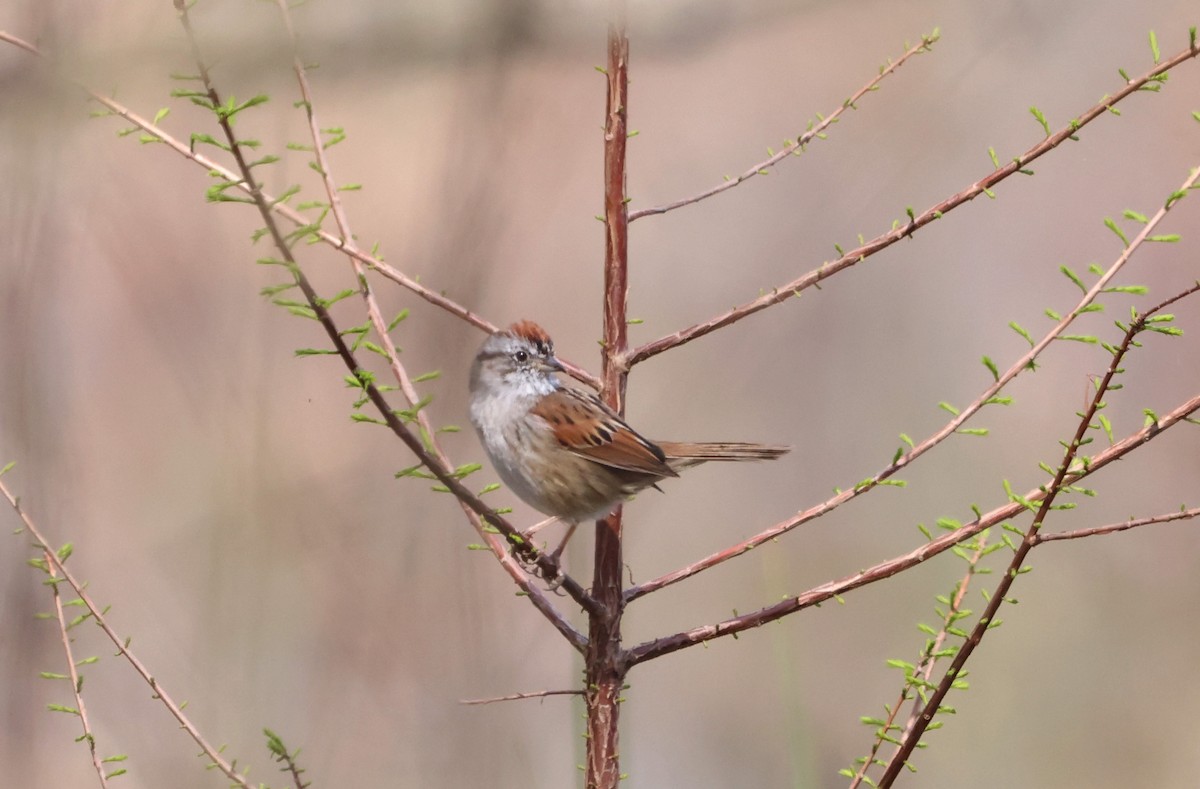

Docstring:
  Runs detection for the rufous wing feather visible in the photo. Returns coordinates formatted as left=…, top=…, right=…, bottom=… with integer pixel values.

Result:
left=531, top=389, right=678, bottom=477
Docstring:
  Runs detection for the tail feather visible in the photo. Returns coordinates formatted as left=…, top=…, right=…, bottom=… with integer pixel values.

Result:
left=657, top=441, right=790, bottom=464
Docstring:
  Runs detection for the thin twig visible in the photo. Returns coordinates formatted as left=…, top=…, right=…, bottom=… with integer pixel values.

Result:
left=876, top=271, right=1195, bottom=786
left=1036, top=506, right=1200, bottom=543
left=460, top=689, right=584, bottom=705
left=628, top=31, right=939, bottom=222
left=0, top=481, right=256, bottom=789
left=623, top=42, right=1200, bottom=368
left=42, top=550, right=113, bottom=789
left=625, top=385, right=1200, bottom=665
left=0, top=30, right=601, bottom=392
left=173, top=3, right=599, bottom=625
left=847, top=530, right=989, bottom=789
left=626, top=161, right=1200, bottom=604
left=269, top=0, right=584, bottom=649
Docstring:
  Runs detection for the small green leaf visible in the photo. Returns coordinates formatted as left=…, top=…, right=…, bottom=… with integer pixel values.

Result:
left=452, top=463, right=483, bottom=478
left=1103, top=218, right=1129, bottom=247
left=387, top=309, right=410, bottom=332
left=981, top=356, right=999, bottom=382
left=1009, top=321, right=1035, bottom=347
left=1029, top=106, right=1051, bottom=137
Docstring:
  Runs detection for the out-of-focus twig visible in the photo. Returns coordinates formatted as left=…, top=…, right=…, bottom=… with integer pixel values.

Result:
left=42, top=549, right=113, bottom=789
left=269, top=0, right=584, bottom=649
left=1, top=479, right=255, bottom=789
left=173, top=3, right=599, bottom=625
left=0, top=29, right=600, bottom=391
left=460, top=689, right=584, bottom=705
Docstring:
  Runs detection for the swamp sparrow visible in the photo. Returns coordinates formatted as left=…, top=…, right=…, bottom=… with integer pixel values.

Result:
left=468, top=321, right=789, bottom=553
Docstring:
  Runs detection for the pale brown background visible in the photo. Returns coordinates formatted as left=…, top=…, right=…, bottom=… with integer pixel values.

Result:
left=2, top=1, right=1199, bottom=787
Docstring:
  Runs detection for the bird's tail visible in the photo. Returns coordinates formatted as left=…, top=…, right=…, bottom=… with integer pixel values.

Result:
left=657, top=441, right=790, bottom=466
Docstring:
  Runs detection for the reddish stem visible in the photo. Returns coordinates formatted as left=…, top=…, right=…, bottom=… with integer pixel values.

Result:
left=585, top=15, right=630, bottom=789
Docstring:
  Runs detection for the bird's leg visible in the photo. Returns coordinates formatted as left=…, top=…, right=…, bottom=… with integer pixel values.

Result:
left=521, top=515, right=560, bottom=540
left=549, top=521, right=578, bottom=562
left=540, top=521, right=579, bottom=593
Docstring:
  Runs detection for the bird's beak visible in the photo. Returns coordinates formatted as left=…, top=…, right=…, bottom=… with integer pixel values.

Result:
left=540, top=356, right=565, bottom=374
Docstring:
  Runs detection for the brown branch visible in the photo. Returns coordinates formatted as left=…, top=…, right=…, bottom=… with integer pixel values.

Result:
left=41, top=550, right=113, bottom=789
left=172, top=3, right=599, bottom=626
left=623, top=40, right=1200, bottom=368
left=268, top=0, right=584, bottom=651
left=460, top=689, right=584, bottom=705
left=847, top=530, right=989, bottom=789
left=628, top=31, right=939, bottom=222
left=1036, top=506, right=1200, bottom=543
left=1, top=480, right=256, bottom=789
left=876, top=269, right=1194, bottom=785
left=586, top=11, right=631, bottom=789
left=0, top=30, right=601, bottom=392
left=626, top=163, right=1200, bottom=604
left=626, top=385, right=1200, bottom=665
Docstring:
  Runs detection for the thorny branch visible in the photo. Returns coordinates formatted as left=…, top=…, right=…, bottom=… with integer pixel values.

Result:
left=622, top=40, right=1200, bottom=368
left=1035, top=506, right=1200, bottom=543
left=847, top=531, right=990, bottom=789
left=585, top=13, right=631, bottom=789
left=626, top=384, right=1200, bottom=665
left=877, top=279, right=1200, bottom=786
left=626, top=160, right=1200, bottom=603
left=628, top=31, right=939, bottom=222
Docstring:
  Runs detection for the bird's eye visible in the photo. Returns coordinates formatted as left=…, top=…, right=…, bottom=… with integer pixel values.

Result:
left=513, top=350, right=529, bottom=363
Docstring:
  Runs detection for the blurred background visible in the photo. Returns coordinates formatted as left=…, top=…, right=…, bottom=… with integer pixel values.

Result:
left=2, top=1, right=1199, bottom=787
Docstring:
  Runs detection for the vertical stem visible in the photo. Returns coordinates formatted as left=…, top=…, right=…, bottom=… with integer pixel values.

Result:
left=586, top=11, right=629, bottom=789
